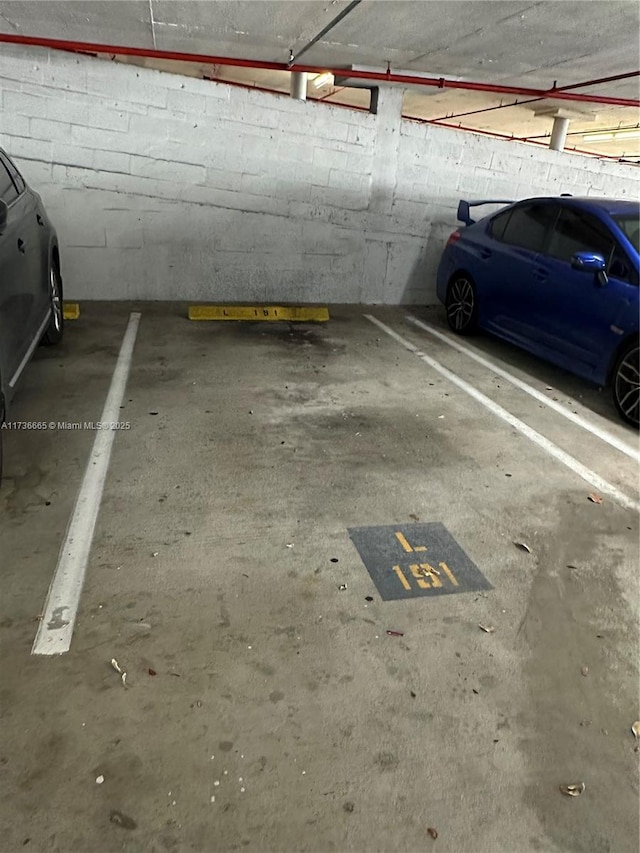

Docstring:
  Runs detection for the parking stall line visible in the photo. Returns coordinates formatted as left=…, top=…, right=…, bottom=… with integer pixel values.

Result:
left=32, top=312, right=141, bottom=656
left=365, top=314, right=640, bottom=513
left=406, top=315, right=640, bottom=463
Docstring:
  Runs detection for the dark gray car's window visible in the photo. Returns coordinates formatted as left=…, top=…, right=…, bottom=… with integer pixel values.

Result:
left=500, top=204, right=556, bottom=253
left=0, top=153, right=25, bottom=194
left=0, top=159, right=18, bottom=204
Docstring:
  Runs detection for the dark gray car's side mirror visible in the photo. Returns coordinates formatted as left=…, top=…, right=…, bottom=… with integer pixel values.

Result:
left=0, top=200, right=7, bottom=236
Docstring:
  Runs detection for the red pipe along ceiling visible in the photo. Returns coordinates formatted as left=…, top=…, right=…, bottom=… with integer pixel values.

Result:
left=1, top=32, right=638, bottom=108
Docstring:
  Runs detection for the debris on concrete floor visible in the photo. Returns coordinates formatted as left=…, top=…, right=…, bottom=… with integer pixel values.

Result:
left=588, top=493, right=603, bottom=504
left=478, top=624, right=495, bottom=633
left=110, top=658, right=127, bottom=687
left=427, top=827, right=438, bottom=839
left=109, top=810, right=137, bottom=830
left=559, top=782, right=585, bottom=797
left=514, top=541, right=531, bottom=553
left=386, top=630, right=404, bottom=637
left=95, top=775, right=104, bottom=785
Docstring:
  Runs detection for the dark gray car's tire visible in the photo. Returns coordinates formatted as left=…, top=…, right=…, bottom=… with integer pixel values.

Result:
left=42, top=259, right=64, bottom=346
left=0, top=391, right=5, bottom=486
left=445, top=274, right=478, bottom=335
left=612, top=340, right=639, bottom=428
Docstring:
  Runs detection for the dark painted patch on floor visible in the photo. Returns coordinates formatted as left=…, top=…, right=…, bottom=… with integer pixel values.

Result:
left=348, top=522, right=492, bottom=601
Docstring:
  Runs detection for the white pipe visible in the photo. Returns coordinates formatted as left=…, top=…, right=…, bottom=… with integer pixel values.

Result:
left=290, top=71, right=307, bottom=100
left=550, top=116, right=570, bottom=151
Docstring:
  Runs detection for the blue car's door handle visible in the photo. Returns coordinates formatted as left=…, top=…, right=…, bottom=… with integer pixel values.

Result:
left=17, top=238, right=26, bottom=253
left=533, top=267, right=548, bottom=281
left=480, top=249, right=492, bottom=260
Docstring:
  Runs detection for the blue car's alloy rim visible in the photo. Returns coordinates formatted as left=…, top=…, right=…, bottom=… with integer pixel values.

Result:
left=615, top=345, right=639, bottom=426
left=447, top=278, right=474, bottom=331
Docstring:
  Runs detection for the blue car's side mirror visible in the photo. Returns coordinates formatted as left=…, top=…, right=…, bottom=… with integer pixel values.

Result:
left=571, top=251, right=608, bottom=286
left=571, top=251, right=606, bottom=272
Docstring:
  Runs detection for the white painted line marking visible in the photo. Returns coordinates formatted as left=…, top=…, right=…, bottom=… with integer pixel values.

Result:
left=406, top=315, right=640, bottom=463
left=365, top=315, right=640, bottom=513
left=32, top=312, right=141, bottom=656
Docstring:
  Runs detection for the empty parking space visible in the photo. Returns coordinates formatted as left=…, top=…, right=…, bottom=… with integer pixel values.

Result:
left=1, top=305, right=638, bottom=852
left=1, top=6, right=639, bottom=850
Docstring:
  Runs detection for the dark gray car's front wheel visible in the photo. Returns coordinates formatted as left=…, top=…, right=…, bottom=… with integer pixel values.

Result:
left=612, top=341, right=639, bottom=428
left=446, top=274, right=478, bottom=335
left=0, top=391, right=5, bottom=486
left=42, top=259, right=64, bottom=346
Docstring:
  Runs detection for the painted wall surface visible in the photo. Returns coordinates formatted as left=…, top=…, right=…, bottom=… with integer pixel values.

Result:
left=1, top=45, right=637, bottom=303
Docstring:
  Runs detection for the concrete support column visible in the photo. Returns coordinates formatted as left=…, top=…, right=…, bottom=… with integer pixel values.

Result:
left=290, top=71, right=307, bottom=100
left=550, top=116, right=570, bottom=151
left=368, top=86, right=404, bottom=215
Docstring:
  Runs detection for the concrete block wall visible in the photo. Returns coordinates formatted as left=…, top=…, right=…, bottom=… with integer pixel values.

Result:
left=0, top=45, right=638, bottom=304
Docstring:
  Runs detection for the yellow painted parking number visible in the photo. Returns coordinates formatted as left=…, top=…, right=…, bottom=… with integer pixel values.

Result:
left=393, top=561, right=458, bottom=591
left=393, top=530, right=459, bottom=592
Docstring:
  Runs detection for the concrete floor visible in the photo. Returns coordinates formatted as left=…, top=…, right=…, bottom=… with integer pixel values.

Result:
left=1, top=304, right=638, bottom=853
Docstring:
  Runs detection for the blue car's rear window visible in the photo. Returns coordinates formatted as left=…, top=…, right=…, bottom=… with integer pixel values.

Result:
left=613, top=215, right=640, bottom=254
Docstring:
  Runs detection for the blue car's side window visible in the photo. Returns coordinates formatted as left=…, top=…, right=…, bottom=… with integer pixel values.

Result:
left=547, top=207, right=636, bottom=285
left=609, top=247, right=636, bottom=284
left=547, top=208, right=613, bottom=264
left=499, top=204, right=556, bottom=253
left=489, top=210, right=511, bottom=240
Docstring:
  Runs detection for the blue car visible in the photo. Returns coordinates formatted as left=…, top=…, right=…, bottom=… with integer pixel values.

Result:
left=436, top=196, right=639, bottom=427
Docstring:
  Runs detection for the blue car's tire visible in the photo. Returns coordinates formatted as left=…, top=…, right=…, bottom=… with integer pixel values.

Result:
left=612, top=341, right=639, bottom=428
left=446, top=274, right=478, bottom=335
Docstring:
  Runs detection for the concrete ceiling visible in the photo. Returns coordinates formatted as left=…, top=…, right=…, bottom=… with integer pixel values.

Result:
left=1, top=1, right=639, bottom=158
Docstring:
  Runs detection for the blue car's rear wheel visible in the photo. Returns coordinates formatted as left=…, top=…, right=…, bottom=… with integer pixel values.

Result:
left=446, top=274, right=478, bottom=335
left=612, top=342, right=639, bottom=428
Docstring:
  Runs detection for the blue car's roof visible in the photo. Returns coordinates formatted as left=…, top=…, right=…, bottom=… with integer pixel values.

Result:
left=529, top=197, right=638, bottom=216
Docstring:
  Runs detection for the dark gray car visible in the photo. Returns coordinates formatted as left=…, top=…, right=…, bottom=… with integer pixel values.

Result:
left=0, top=148, right=63, bottom=476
